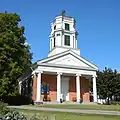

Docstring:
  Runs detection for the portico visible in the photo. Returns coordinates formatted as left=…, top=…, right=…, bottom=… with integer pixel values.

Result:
left=33, top=65, right=97, bottom=103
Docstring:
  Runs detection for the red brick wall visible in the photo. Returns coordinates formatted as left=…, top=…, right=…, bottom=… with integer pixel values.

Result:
left=69, top=76, right=90, bottom=102
left=80, top=77, right=90, bottom=102
left=69, top=76, right=76, bottom=101
left=41, top=74, right=57, bottom=101
left=32, top=75, right=37, bottom=101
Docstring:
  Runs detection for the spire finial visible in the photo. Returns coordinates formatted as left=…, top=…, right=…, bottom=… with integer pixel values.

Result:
left=61, top=10, right=66, bottom=16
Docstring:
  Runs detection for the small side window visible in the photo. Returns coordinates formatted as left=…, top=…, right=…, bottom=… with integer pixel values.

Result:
left=54, top=38, right=55, bottom=47
left=64, top=35, right=70, bottom=46
left=54, top=25, right=56, bottom=30
left=65, top=23, right=70, bottom=31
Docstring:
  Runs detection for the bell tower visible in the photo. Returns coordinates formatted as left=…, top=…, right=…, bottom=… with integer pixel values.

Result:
left=48, top=11, right=80, bottom=57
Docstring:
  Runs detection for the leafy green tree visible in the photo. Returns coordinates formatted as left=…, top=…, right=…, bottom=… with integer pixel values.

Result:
left=96, top=70, right=105, bottom=99
left=97, top=67, right=120, bottom=104
left=0, top=12, right=32, bottom=100
left=114, top=73, right=120, bottom=99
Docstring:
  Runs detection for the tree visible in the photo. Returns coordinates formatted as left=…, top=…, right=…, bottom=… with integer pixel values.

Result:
left=96, top=70, right=105, bottom=99
left=0, top=12, right=32, bottom=100
left=97, top=67, right=120, bottom=104
left=114, top=73, right=120, bottom=100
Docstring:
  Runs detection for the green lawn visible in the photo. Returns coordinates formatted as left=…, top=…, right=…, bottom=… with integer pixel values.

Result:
left=17, top=109, right=120, bottom=120
left=28, top=104, right=120, bottom=111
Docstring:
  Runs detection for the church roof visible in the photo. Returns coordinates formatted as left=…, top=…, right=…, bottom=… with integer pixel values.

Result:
left=37, top=49, right=98, bottom=71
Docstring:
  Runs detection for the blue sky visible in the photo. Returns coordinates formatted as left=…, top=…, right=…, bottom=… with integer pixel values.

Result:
left=0, top=0, right=120, bottom=71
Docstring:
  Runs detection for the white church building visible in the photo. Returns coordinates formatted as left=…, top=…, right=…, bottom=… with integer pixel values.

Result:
left=19, top=11, right=98, bottom=103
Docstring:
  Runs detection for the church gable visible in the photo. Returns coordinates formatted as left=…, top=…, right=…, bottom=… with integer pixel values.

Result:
left=47, top=54, right=90, bottom=68
left=38, top=50, right=98, bottom=70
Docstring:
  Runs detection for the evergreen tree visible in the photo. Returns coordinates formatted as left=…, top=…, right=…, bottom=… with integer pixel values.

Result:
left=97, top=67, right=120, bottom=104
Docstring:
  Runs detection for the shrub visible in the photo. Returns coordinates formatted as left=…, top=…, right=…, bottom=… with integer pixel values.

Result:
left=0, top=110, right=27, bottom=120
left=0, top=101, right=10, bottom=115
left=0, top=101, right=27, bottom=120
left=0, top=101, right=54, bottom=120
left=3, top=95, right=31, bottom=105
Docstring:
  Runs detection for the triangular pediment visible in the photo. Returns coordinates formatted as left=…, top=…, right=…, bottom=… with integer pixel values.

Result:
left=38, top=50, right=98, bottom=70
left=47, top=54, right=90, bottom=67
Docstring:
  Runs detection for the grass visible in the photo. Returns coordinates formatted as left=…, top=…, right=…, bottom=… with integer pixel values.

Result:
left=17, top=109, right=120, bottom=120
left=27, top=104, right=120, bottom=111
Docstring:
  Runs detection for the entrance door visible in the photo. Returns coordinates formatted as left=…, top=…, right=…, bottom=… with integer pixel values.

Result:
left=61, top=76, right=69, bottom=101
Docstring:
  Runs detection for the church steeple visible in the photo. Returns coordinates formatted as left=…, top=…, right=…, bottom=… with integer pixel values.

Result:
left=48, top=11, right=80, bottom=57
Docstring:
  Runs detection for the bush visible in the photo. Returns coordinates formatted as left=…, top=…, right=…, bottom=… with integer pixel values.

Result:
left=0, top=101, right=27, bottom=120
left=0, top=101, right=54, bottom=120
left=0, top=101, right=10, bottom=115
left=3, top=95, right=31, bottom=105
left=0, top=111, right=27, bottom=120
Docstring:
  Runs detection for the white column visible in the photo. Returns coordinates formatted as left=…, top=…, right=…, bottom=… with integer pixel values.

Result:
left=76, top=74, right=81, bottom=102
left=36, top=72, right=42, bottom=102
left=57, top=72, right=62, bottom=102
left=93, top=75, right=97, bottom=103
left=76, top=39, right=77, bottom=48
left=50, top=39, right=52, bottom=51
left=73, top=35, right=75, bottom=48
left=19, top=81, right=22, bottom=94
